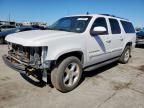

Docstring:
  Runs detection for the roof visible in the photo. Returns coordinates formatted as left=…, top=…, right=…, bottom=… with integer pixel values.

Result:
left=65, top=14, right=129, bottom=21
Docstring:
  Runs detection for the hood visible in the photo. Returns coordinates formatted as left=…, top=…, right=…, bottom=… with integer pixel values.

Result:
left=5, top=30, right=77, bottom=46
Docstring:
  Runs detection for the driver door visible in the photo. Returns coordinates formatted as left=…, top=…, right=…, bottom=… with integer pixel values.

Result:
left=86, top=17, right=112, bottom=66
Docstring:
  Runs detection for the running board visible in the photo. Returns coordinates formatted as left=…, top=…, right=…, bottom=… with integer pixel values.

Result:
left=84, top=57, right=119, bottom=71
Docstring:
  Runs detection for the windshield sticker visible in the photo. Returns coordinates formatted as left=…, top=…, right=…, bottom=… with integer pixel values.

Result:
left=77, top=18, right=88, bottom=21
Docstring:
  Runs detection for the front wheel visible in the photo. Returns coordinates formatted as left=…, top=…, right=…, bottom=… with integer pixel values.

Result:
left=51, top=56, right=82, bottom=92
left=119, top=46, right=131, bottom=64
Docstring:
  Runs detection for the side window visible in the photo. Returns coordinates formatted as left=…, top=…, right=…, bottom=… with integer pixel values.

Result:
left=91, top=17, right=108, bottom=35
left=120, top=21, right=135, bottom=33
left=109, top=19, right=121, bottom=34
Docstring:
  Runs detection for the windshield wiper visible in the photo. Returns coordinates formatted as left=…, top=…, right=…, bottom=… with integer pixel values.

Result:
left=56, top=28, right=71, bottom=32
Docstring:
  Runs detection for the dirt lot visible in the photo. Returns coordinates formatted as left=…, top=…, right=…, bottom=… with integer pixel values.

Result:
left=0, top=45, right=144, bottom=108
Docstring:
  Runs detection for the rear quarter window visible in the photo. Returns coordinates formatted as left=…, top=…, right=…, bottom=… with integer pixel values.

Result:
left=120, top=21, right=135, bottom=33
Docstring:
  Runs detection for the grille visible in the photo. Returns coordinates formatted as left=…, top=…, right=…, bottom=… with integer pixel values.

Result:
left=8, top=44, right=42, bottom=64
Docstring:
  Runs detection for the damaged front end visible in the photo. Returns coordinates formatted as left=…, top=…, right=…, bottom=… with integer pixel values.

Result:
left=3, top=43, right=51, bottom=82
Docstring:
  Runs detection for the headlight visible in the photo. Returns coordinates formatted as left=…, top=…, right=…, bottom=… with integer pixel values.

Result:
left=41, top=46, right=48, bottom=63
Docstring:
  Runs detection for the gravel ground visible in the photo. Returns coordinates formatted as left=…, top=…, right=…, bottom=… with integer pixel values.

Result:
left=0, top=45, right=144, bottom=108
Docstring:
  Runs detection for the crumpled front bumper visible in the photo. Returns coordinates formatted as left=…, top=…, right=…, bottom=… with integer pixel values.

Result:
left=2, top=55, right=50, bottom=82
left=2, top=55, right=26, bottom=73
left=2, top=55, right=26, bottom=74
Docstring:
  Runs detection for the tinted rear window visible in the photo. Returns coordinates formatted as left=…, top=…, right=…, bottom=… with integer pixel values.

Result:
left=109, top=19, right=121, bottom=34
left=121, top=21, right=135, bottom=33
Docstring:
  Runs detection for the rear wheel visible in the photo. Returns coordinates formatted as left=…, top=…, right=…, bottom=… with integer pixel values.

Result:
left=51, top=56, right=82, bottom=92
left=119, top=46, right=131, bottom=64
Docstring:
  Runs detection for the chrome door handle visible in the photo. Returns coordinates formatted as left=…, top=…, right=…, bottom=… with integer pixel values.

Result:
left=106, top=40, right=111, bottom=43
left=120, top=38, right=124, bottom=41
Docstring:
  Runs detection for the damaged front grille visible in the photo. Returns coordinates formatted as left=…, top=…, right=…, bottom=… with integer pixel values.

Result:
left=8, top=43, right=42, bottom=67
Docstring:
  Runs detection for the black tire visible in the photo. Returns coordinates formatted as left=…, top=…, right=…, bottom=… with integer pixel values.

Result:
left=51, top=56, right=82, bottom=92
left=0, top=38, right=4, bottom=44
left=119, top=46, right=131, bottom=64
left=51, top=68, right=58, bottom=87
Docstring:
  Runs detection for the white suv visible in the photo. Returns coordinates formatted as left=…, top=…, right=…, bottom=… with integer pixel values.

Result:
left=3, top=14, right=136, bottom=92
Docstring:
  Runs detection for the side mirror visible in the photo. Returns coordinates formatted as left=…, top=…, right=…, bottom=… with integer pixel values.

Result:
left=91, top=26, right=107, bottom=35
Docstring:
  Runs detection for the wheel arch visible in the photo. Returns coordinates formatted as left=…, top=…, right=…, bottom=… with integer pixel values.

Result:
left=56, top=51, right=84, bottom=65
left=124, top=41, right=133, bottom=51
left=125, top=42, right=132, bottom=47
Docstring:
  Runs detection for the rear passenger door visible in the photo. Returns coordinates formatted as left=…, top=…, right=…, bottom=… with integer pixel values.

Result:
left=108, top=18, right=124, bottom=57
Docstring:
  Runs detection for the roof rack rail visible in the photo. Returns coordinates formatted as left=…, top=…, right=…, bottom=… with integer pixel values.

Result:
left=100, top=14, right=128, bottom=20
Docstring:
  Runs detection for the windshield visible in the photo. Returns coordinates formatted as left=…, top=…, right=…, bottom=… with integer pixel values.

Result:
left=47, top=16, right=92, bottom=33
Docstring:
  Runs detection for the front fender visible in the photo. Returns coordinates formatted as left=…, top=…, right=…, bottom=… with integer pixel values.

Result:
left=47, top=47, right=85, bottom=60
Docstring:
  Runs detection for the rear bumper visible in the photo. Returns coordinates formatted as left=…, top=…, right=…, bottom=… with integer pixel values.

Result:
left=136, top=39, right=144, bottom=45
left=2, top=55, right=26, bottom=74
